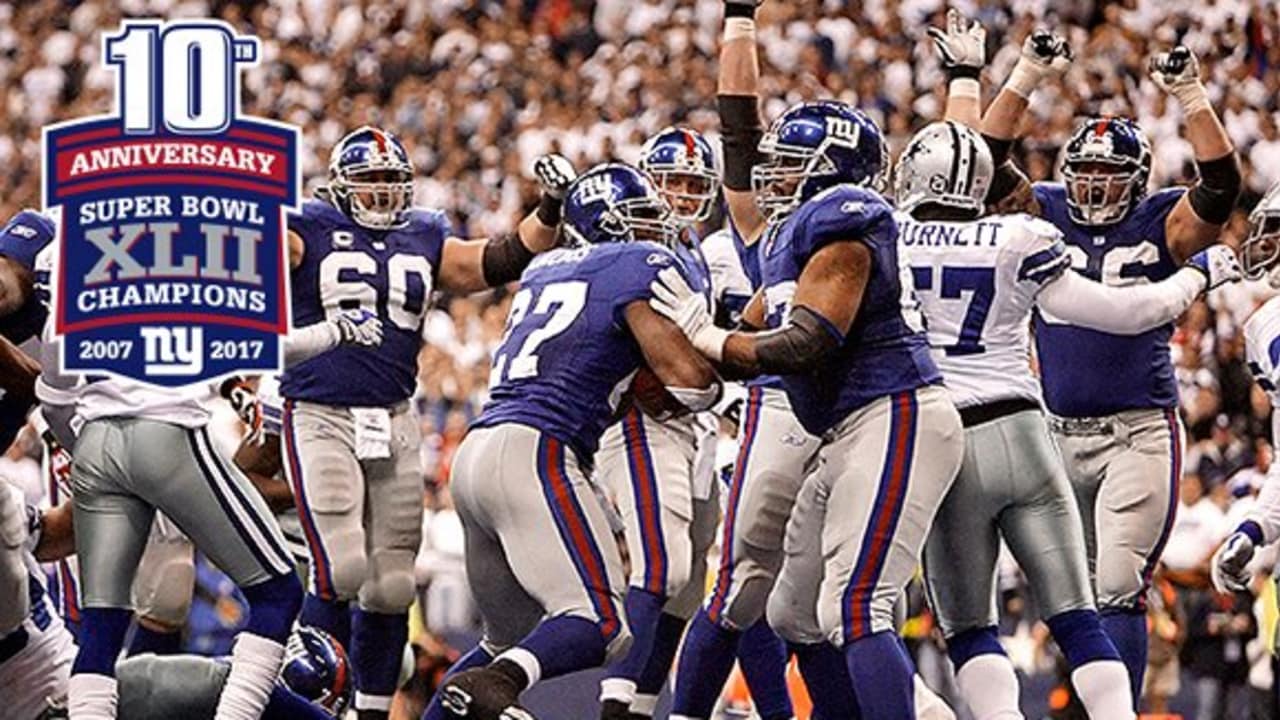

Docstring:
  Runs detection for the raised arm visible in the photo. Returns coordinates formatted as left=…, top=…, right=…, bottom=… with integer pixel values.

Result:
left=981, top=30, right=1073, bottom=213
left=717, top=0, right=768, bottom=242
left=1148, top=47, right=1242, bottom=262
left=436, top=154, right=574, bottom=293
left=930, top=9, right=986, bottom=129
left=1037, top=245, right=1240, bottom=334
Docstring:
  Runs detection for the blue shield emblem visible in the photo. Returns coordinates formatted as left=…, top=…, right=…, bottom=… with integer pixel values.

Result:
left=43, top=20, right=298, bottom=385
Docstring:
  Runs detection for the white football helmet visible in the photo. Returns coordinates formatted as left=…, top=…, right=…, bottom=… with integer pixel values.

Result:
left=894, top=121, right=993, bottom=215
left=1244, top=182, right=1280, bottom=287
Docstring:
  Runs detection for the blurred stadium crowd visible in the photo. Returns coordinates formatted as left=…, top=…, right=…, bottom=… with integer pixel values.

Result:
left=4, top=0, right=1280, bottom=717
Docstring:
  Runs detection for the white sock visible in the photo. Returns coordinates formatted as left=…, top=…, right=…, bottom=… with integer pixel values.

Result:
left=68, top=673, right=117, bottom=720
left=600, top=677, right=637, bottom=705
left=1071, top=659, right=1136, bottom=720
left=630, top=693, right=659, bottom=717
left=213, top=632, right=286, bottom=720
left=956, top=654, right=1024, bottom=720
left=914, top=674, right=957, bottom=720
left=355, top=691, right=393, bottom=711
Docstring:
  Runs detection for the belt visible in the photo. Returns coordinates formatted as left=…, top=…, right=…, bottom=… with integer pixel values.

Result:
left=1047, top=415, right=1116, bottom=436
left=0, top=625, right=29, bottom=664
left=959, top=397, right=1040, bottom=428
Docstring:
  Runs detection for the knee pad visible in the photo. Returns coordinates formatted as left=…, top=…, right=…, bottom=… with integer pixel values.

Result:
left=132, top=554, right=195, bottom=628
left=766, top=585, right=824, bottom=645
left=322, top=529, right=368, bottom=601
left=358, top=549, right=416, bottom=613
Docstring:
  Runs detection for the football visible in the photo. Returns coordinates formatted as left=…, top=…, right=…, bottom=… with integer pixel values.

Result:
left=630, top=366, right=690, bottom=420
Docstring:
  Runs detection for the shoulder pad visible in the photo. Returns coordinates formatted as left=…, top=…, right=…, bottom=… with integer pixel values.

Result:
left=796, top=185, right=895, bottom=251
left=1133, top=187, right=1185, bottom=222
left=403, top=208, right=452, bottom=237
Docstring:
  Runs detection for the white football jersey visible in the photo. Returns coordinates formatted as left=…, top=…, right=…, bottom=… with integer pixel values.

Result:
left=897, top=212, right=1069, bottom=409
left=254, top=375, right=306, bottom=561
left=701, top=228, right=756, bottom=320
left=1245, top=295, right=1280, bottom=408
left=1, top=485, right=75, bottom=718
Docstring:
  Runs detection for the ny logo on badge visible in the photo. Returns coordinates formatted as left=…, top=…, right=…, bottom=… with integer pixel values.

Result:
left=43, top=20, right=299, bottom=385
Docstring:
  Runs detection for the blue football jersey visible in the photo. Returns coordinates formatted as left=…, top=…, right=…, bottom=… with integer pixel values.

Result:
left=280, top=199, right=447, bottom=406
left=0, top=210, right=55, bottom=344
left=759, top=185, right=940, bottom=435
left=473, top=241, right=688, bottom=462
left=1031, top=183, right=1184, bottom=417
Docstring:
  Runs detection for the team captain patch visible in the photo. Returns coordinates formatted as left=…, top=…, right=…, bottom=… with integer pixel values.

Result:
left=42, top=19, right=300, bottom=385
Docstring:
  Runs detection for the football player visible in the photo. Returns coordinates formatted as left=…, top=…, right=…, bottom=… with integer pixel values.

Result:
left=595, top=127, right=790, bottom=720
left=981, top=33, right=1242, bottom=703
left=0, top=484, right=353, bottom=720
left=896, top=117, right=1240, bottom=720
left=0, top=210, right=55, bottom=448
left=1211, top=183, right=1280, bottom=596
left=280, top=126, right=566, bottom=720
left=652, top=96, right=966, bottom=718
left=422, top=164, right=721, bottom=720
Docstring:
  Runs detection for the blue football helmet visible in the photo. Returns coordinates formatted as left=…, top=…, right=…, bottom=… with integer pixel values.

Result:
left=638, top=127, right=720, bottom=224
left=328, top=125, right=415, bottom=230
left=562, top=163, right=679, bottom=246
left=279, top=627, right=353, bottom=717
left=752, top=101, right=888, bottom=221
left=1061, top=117, right=1152, bottom=226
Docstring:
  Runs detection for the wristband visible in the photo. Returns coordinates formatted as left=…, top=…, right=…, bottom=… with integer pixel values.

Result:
left=1171, top=81, right=1211, bottom=115
left=1004, top=61, right=1043, bottom=99
left=536, top=194, right=563, bottom=226
left=723, top=17, right=756, bottom=42
left=949, top=77, right=980, bottom=101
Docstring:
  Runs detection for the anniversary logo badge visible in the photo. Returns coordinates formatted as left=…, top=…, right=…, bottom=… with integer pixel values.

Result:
left=43, top=19, right=298, bottom=384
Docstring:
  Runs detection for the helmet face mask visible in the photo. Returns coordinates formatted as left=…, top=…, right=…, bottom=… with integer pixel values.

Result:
left=1061, top=118, right=1151, bottom=227
left=1062, top=160, right=1141, bottom=225
left=638, top=127, right=721, bottom=225
left=329, top=127, right=415, bottom=230
left=1245, top=188, right=1280, bottom=286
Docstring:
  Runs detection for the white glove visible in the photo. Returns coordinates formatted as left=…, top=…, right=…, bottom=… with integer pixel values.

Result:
left=532, top=153, right=577, bottom=200
left=331, top=308, right=384, bottom=347
left=1185, top=244, right=1243, bottom=292
left=928, top=8, right=986, bottom=78
left=1150, top=46, right=1210, bottom=114
left=1211, top=531, right=1255, bottom=593
left=1005, top=29, right=1073, bottom=98
left=648, top=266, right=729, bottom=361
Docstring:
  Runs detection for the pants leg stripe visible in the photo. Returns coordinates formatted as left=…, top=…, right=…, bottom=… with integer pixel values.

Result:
left=187, top=429, right=288, bottom=576
left=622, top=408, right=667, bottom=595
left=707, top=387, right=763, bottom=625
left=190, top=428, right=293, bottom=576
left=282, top=400, right=336, bottom=599
left=56, top=560, right=80, bottom=624
left=1137, top=410, right=1183, bottom=608
left=537, top=434, right=621, bottom=640
left=842, top=391, right=918, bottom=641
left=196, top=428, right=293, bottom=572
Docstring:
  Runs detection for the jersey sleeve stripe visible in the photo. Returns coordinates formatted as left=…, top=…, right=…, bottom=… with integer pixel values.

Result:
left=1017, top=246, right=1070, bottom=284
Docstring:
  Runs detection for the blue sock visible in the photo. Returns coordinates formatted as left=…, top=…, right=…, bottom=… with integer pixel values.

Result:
left=72, top=607, right=133, bottom=676
left=671, top=609, right=741, bottom=716
left=843, top=631, right=914, bottom=719
left=264, top=684, right=339, bottom=720
left=605, top=588, right=666, bottom=687
left=1047, top=609, right=1121, bottom=668
left=791, top=641, right=860, bottom=720
left=1099, top=607, right=1147, bottom=709
left=242, top=572, right=303, bottom=642
left=945, top=625, right=1004, bottom=668
left=300, top=592, right=351, bottom=649
left=421, top=645, right=494, bottom=720
left=351, top=609, right=409, bottom=699
left=737, top=620, right=792, bottom=720
left=635, top=612, right=687, bottom=696
left=519, top=615, right=610, bottom=681
left=125, top=622, right=182, bottom=656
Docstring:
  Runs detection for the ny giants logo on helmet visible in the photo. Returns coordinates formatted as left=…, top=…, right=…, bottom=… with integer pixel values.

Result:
left=43, top=20, right=299, bottom=385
